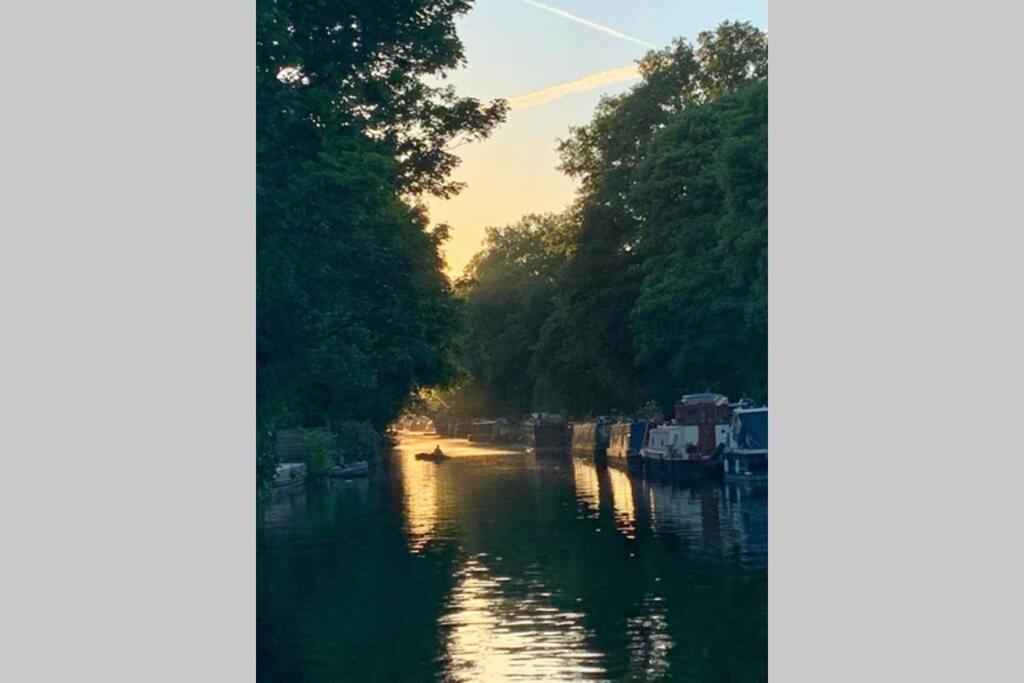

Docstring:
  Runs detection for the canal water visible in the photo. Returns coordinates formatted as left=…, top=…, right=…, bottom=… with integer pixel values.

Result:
left=258, top=434, right=767, bottom=682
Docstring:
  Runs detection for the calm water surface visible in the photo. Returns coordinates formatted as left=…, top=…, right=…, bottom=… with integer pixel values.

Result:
left=258, top=434, right=767, bottom=682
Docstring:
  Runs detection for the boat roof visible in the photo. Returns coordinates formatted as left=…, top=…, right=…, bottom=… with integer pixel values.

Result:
left=678, top=393, right=729, bottom=405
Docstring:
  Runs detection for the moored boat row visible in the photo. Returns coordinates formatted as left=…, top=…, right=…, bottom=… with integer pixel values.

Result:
left=523, top=393, right=768, bottom=481
left=414, top=391, right=768, bottom=481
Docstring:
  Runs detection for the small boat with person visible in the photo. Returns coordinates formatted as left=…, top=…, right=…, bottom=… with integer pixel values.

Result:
left=414, top=446, right=450, bottom=462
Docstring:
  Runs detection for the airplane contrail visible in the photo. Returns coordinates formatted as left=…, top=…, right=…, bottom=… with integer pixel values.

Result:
left=519, top=0, right=657, bottom=49
left=505, top=63, right=641, bottom=110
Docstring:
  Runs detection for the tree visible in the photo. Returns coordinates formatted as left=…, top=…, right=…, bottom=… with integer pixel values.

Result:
left=455, top=21, right=767, bottom=417
left=257, top=0, right=505, bottom=491
left=448, top=214, right=571, bottom=415
left=630, top=81, right=768, bottom=405
left=532, top=21, right=767, bottom=414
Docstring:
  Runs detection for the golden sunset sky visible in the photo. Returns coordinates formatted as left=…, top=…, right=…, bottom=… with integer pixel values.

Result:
left=427, top=0, right=767, bottom=276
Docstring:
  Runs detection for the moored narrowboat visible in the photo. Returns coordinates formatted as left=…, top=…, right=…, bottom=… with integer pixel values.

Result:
left=468, top=420, right=496, bottom=443
left=522, top=415, right=568, bottom=455
left=724, top=406, right=767, bottom=480
left=492, top=419, right=521, bottom=444
left=672, top=393, right=734, bottom=452
left=607, top=421, right=648, bottom=459
left=640, top=393, right=732, bottom=478
left=570, top=421, right=611, bottom=459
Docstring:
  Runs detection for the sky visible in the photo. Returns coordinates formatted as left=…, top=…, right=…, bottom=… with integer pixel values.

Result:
left=427, top=0, right=767, bottom=276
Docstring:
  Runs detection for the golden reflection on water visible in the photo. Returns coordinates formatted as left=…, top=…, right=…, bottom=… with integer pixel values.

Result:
left=571, top=456, right=602, bottom=515
left=605, top=464, right=638, bottom=538
left=393, top=432, right=526, bottom=553
left=440, top=556, right=606, bottom=681
left=396, top=455, right=440, bottom=553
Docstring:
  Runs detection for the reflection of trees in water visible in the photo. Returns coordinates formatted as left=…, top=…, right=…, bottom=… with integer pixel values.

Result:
left=257, top=473, right=459, bottom=682
left=259, top=487, right=307, bottom=530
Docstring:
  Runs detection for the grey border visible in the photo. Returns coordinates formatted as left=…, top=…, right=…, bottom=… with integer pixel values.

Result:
left=771, top=0, right=1022, bottom=679
left=0, top=1, right=255, bottom=679
left=2, top=0, right=1022, bottom=679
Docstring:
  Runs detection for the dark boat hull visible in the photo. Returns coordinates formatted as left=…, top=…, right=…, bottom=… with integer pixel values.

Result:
left=642, top=457, right=723, bottom=482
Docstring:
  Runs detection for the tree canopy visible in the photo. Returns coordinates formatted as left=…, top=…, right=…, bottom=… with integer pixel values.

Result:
left=450, top=21, right=767, bottom=418
left=257, top=0, right=505, bottom=488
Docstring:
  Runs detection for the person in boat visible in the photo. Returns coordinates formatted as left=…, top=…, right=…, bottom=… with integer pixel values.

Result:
left=432, top=445, right=445, bottom=458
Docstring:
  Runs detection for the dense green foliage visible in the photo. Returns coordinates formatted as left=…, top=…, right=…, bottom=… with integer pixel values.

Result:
left=257, top=0, right=505, bottom=490
left=450, top=214, right=574, bottom=416
left=453, top=22, right=767, bottom=417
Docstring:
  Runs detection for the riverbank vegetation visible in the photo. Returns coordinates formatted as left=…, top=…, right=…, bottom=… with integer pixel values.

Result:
left=257, top=0, right=506, bottom=492
left=447, top=22, right=768, bottom=419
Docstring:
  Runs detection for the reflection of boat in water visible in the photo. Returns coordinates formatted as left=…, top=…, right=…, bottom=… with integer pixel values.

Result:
left=724, top=406, right=767, bottom=480
left=644, top=481, right=727, bottom=552
left=571, top=455, right=603, bottom=513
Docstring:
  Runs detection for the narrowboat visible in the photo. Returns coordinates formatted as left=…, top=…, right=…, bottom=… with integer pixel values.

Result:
left=491, top=419, right=521, bottom=444
left=522, top=415, right=568, bottom=455
left=672, top=393, right=734, bottom=449
left=433, top=414, right=456, bottom=437
left=448, top=419, right=471, bottom=439
left=607, top=421, right=648, bottom=459
left=724, top=406, right=768, bottom=480
left=272, top=462, right=307, bottom=490
left=570, top=421, right=611, bottom=459
left=640, top=393, right=732, bottom=478
left=468, top=420, right=496, bottom=443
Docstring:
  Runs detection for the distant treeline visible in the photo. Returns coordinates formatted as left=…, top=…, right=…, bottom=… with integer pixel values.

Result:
left=446, top=23, right=767, bottom=419
left=256, top=0, right=505, bottom=490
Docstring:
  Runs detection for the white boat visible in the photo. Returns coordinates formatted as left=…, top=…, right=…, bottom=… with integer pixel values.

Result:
left=640, top=425, right=723, bottom=479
